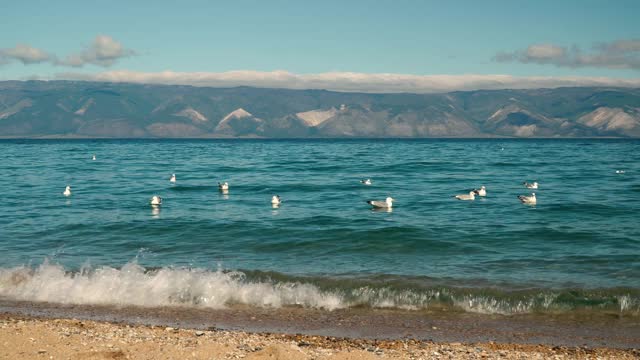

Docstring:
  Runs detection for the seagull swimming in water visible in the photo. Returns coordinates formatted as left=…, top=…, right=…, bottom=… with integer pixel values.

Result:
left=169, top=174, right=176, bottom=183
left=218, top=182, right=229, bottom=191
left=616, top=170, right=625, bottom=174
left=92, top=154, right=96, bottom=161
left=367, top=197, right=394, bottom=209
left=455, top=191, right=475, bottom=201
left=523, top=181, right=538, bottom=189
left=518, top=193, right=536, bottom=204
left=150, top=195, right=162, bottom=206
left=360, top=179, right=372, bottom=185
left=271, top=195, right=281, bottom=206
left=63, top=185, right=71, bottom=197
left=473, top=186, right=487, bottom=197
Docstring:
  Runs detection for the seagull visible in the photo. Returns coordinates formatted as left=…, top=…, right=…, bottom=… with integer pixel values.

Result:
left=454, top=191, right=475, bottom=201
left=360, top=179, right=372, bottom=185
left=169, top=173, right=176, bottom=183
left=63, top=185, right=72, bottom=197
left=150, top=195, right=162, bottom=206
left=473, top=186, right=487, bottom=197
left=92, top=154, right=96, bottom=161
left=367, top=197, right=394, bottom=209
left=271, top=195, right=281, bottom=206
left=523, top=181, right=539, bottom=189
left=218, top=182, right=229, bottom=191
left=616, top=170, right=625, bottom=174
left=518, top=193, right=536, bottom=204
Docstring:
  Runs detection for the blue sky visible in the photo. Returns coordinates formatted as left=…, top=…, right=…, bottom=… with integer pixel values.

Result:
left=1, top=0, right=639, bottom=92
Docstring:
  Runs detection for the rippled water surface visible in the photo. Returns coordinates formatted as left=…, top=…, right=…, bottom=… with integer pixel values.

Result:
left=1, top=139, right=639, bottom=314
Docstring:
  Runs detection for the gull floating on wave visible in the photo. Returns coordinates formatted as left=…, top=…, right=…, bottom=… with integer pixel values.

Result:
left=518, top=193, right=536, bottom=204
left=92, top=154, right=96, bottom=161
left=454, top=191, right=475, bottom=201
left=523, top=181, right=538, bottom=189
left=150, top=195, right=162, bottom=206
left=169, top=174, right=176, bottom=183
left=367, top=197, right=394, bottom=209
left=218, top=182, right=229, bottom=191
left=616, top=170, right=625, bottom=174
left=360, top=179, right=372, bottom=185
left=473, top=186, right=486, bottom=197
left=271, top=195, right=281, bottom=206
left=63, top=185, right=71, bottom=197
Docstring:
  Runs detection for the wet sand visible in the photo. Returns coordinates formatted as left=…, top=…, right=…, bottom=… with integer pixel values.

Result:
left=0, top=300, right=638, bottom=359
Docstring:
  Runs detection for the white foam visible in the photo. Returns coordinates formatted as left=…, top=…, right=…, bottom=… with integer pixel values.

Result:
left=0, top=261, right=343, bottom=310
left=1, top=262, right=635, bottom=315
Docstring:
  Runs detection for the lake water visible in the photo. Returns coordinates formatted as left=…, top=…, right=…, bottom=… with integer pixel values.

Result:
left=0, top=139, right=638, bottom=316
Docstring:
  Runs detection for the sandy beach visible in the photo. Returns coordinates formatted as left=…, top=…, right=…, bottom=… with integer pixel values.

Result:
left=1, top=315, right=638, bottom=360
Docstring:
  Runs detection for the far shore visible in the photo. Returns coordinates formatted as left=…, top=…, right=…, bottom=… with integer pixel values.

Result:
left=0, top=135, right=631, bottom=140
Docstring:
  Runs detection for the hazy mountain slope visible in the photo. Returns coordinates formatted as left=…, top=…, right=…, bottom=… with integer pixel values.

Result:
left=0, top=81, right=639, bottom=138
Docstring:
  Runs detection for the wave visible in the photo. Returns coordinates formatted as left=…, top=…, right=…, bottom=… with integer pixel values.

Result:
left=0, top=261, right=638, bottom=316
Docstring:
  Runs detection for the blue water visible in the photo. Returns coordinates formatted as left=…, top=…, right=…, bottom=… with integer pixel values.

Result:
left=0, top=139, right=639, bottom=315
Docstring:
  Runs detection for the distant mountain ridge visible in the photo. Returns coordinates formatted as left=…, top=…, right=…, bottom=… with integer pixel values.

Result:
left=1, top=80, right=640, bottom=138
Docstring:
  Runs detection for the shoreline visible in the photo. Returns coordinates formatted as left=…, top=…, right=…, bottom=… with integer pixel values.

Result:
left=1, top=314, right=638, bottom=360
left=1, top=300, right=638, bottom=355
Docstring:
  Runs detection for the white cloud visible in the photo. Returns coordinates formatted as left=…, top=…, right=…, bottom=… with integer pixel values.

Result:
left=57, top=35, right=136, bottom=67
left=53, top=70, right=640, bottom=93
left=495, top=39, right=640, bottom=70
left=0, top=44, right=53, bottom=64
left=597, top=39, right=640, bottom=53
left=0, top=36, right=135, bottom=68
left=525, top=44, right=566, bottom=60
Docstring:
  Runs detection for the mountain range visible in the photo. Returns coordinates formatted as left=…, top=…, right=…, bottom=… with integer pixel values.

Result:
left=1, top=80, right=640, bottom=138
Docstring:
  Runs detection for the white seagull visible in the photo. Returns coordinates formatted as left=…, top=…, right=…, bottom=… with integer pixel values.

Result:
left=616, top=170, right=625, bottom=174
left=92, top=154, right=96, bottom=161
left=523, top=181, right=538, bottom=189
left=271, top=195, right=281, bottom=206
left=518, top=193, right=536, bottom=204
left=63, top=185, right=72, bottom=197
left=455, top=191, right=475, bottom=201
left=360, top=179, right=372, bottom=185
left=169, top=174, right=176, bottom=183
left=218, top=182, right=229, bottom=191
left=367, top=197, right=394, bottom=209
left=150, top=195, right=162, bottom=206
left=473, top=186, right=487, bottom=197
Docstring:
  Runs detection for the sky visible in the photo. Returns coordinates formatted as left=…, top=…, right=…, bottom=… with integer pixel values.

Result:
left=1, top=0, right=639, bottom=92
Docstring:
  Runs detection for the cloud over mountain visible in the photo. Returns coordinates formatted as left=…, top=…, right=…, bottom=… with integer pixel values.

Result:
left=55, top=70, right=640, bottom=93
left=0, top=44, right=53, bottom=65
left=495, top=39, right=640, bottom=70
left=56, top=35, right=136, bottom=67
left=0, top=35, right=135, bottom=68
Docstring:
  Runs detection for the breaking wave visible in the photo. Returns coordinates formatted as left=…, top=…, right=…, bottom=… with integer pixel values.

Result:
left=0, top=261, right=638, bottom=316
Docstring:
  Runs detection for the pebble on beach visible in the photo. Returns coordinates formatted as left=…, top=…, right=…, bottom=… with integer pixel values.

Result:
left=0, top=316, right=638, bottom=360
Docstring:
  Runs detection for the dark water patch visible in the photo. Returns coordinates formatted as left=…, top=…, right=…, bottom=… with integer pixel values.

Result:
left=169, top=185, right=215, bottom=192
left=542, top=202, right=634, bottom=217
